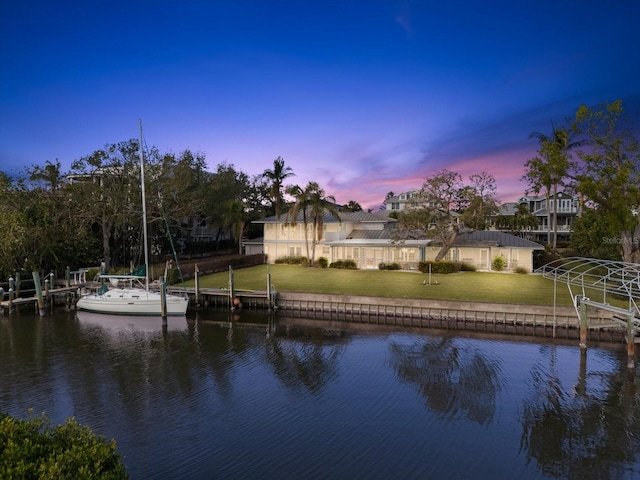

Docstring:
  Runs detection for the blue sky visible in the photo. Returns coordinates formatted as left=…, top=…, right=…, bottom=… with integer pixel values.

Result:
left=1, top=0, right=639, bottom=210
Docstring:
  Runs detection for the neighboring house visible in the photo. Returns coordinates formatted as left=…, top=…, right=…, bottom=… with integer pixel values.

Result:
left=384, top=190, right=431, bottom=212
left=493, top=191, right=579, bottom=244
left=252, top=210, right=543, bottom=272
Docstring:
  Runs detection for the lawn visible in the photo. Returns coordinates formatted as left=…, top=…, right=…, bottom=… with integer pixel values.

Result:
left=182, top=265, right=579, bottom=306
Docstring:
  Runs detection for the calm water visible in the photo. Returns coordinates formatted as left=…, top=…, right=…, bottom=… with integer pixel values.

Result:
left=1, top=308, right=639, bottom=480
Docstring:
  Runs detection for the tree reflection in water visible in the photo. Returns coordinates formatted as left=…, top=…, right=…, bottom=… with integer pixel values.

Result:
left=264, top=325, right=346, bottom=394
left=520, top=346, right=640, bottom=479
left=389, top=336, right=502, bottom=425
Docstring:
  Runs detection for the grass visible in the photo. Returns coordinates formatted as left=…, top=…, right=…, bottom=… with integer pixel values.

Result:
left=182, top=265, right=581, bottom=306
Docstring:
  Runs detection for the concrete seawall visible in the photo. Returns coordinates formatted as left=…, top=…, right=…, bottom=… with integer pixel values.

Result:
left=275, top=292, right=626, bottom=343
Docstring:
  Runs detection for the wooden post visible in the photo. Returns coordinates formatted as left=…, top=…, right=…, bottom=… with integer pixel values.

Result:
left=32, top=271, right=45, bottom=317
left=267, top=272, right=272, bottom=310
left=8, top=288, right=13, bottom=314
left=228, top=266, right=235, bottom=310
left=66, top=266, right=71, bottom=288
left=160, top=276, right=167, bottom=323
left=15, top=272, right=20, bottom=297
left=628, top=313, right=636, bottom=370
left=44, top=276, right=50, bottom=309
left=194, top=264, right=200, bottom=307
left=578, top=296, right=588, bottom=350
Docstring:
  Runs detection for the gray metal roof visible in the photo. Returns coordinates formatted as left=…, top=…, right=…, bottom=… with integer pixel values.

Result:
left=253, top=209, right=390, bottom=224
left=432, top=230, right=544, bottom=249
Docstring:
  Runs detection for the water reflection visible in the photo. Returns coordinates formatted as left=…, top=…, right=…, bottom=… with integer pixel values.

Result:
left=389, top=336, right=502, bottom=425
left=0, top=310, right=638, bottom=479
left=520, top=347, right=640, bottom=479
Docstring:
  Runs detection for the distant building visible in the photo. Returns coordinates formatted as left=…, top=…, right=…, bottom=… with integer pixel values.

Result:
left=493, top=191, right=579, bottom=244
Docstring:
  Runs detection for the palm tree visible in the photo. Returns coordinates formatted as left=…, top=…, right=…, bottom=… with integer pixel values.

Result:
left=285, top=182, right=341, bottom=265
left=222, top=198, right=246, bottom=254
left=285, top=184, right=311, bottom=261
left=305, top=182, right=341, bottom=264
left=526, top=123, right=576, bottom=249
left=262, top=156, right=295, bottom=218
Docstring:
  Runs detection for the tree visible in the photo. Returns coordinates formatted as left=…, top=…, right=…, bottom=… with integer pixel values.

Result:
left=570, top=99, right=640, bottom=263
left=305, top=182, right=341, bottom=264
left=0, top=172, right=28, bottom=278
left=459, top=171, right=499, bottom=230
left=262, top=156, right=295, bottom=218
left=285, top=184, right=311, bottom=261
left=70, top=139, right=142, bottom=271
left=201, top=162, right=251, bottom=250
left=381, top=191, right=395, bottom=212
left=393, top=169, right=466, bottom=261
left=343, top=200, right=363, bottom=212
left=524, top=123, right=576, bottom=249
left=285, top=182, right=341, bottom=265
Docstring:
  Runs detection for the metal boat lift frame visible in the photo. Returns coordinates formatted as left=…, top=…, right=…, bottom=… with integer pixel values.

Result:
left=537, top=257, right=639, bottom=368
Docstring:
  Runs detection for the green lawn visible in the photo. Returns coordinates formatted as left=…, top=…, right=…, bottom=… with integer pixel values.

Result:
left=183, top=265, right=581, bottom=306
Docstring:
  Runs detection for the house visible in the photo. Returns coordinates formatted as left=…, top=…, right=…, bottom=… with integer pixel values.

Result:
left=251, top=210, right=543, bottom=272
left=493, top=191, right=579, bottom=244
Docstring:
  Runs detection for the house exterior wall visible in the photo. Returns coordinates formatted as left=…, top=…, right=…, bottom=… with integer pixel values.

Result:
left=444, top=246, right=534, bottom=272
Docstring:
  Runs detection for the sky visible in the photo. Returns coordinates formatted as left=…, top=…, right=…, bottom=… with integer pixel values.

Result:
left=1, top=1, right=639, bottom=211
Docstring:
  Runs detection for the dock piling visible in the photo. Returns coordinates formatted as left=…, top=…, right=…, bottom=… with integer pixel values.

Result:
left=32, top=271, right=45, bottom=317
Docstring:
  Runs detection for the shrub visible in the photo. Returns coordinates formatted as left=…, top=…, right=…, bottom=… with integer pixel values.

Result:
left=417, top=261, right=461, bottom=274
left=492, top=255, right=506, bottom=271
left=378, top=262, right=401, bottom=270
left=0, top=411, right=128, bottom=479
left=515, top=266, right=529, bottom=274
left=459, top=262, right=477, bottom=272
left=275, top=256, right=308, bottom=265
left=329, top=259, right=358, bottom=269
left=316, top=257, right=328, bottom=268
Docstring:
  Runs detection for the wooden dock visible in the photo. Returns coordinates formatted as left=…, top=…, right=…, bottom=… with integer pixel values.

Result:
left=0, top=285, right=82, bottom=313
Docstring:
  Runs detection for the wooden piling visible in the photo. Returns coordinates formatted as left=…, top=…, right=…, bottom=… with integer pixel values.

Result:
left=229, top=266, right=235, bottom=309
left=32, top=271, right=45, bottom=317
left=194, top=265, right=200, bottom=307
left=628, top=313, right=636, bottom=369
left=160, top=276, right=167, bottom=321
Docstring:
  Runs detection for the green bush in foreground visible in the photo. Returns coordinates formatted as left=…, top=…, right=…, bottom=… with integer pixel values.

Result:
left=329, top=259, right=358, bottom=269
left=378, top=262, right=401, bottom=270
left=492, top=255, right=506, bottom=271
left=274, top=256, right=308, bottom=265
left=0, top=412, right=128, bottom=480
left=417, top=260, right=464, bottom=274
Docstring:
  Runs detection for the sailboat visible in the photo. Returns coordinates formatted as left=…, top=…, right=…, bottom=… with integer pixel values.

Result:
left=76, top=121, right=189, bottom=316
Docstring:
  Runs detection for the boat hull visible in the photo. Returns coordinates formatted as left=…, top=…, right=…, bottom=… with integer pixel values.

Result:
left=76, top=287, right=189, bottom=316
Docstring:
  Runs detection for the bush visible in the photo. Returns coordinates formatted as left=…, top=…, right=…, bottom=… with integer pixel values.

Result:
left=417, top=261, right=461, bottom=274
left=316, top=257, right=328, bottom=268
left=378, top=262, right=401, bottom=270
left=492, top=255, right=506, bottom=271
left=459, top=262, right=477, bottom=272
left=329, top=259, right=358, bottom=269
left=0, top=411, right=128, bottom=479
left=515, top=266, right=529, bottom=274
left=275, top=256, right=308, bottom=265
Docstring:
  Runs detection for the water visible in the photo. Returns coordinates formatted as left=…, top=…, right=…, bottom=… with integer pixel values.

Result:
left=1, top=308, right=639, bottom=479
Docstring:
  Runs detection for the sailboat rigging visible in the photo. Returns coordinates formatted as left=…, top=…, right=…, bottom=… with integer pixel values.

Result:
left=76, top=120, right=189, bottom=316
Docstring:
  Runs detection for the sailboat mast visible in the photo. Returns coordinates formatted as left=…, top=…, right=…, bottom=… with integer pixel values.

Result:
left=139, top=119, right=150, bottom=291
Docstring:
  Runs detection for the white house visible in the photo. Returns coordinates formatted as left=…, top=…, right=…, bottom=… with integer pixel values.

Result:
left=251, top=210, right=543, bottom=272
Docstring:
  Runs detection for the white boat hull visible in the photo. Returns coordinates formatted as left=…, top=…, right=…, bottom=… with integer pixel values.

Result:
left=76, top=287, right=189, bottom=316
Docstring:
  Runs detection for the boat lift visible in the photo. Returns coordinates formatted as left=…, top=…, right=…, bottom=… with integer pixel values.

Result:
left=537, top=257, right=640, bottom=368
